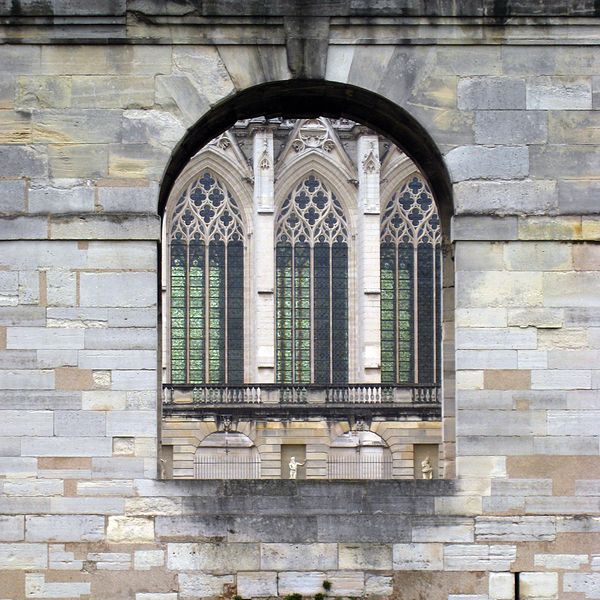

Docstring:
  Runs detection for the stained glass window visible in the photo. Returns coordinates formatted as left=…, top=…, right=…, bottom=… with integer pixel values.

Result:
left=380, top=175, right=441, bottom=384
left=169, top=172, right=245, bottom=384
left=276, top=174, right=349, bottom=384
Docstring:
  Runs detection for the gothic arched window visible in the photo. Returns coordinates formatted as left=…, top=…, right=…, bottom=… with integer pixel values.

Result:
left=169, top=171, right=245, bottom=384
left=275, top=174, right=349, bottom=384
left=380, top=175, right=441, bottom=384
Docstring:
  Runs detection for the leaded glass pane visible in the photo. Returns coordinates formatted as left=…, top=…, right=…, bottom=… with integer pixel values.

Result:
left=381, top=174, right=441, bottom=385
left=275, top=174, right=349, bottom=384
left=169, top=171, right=244, bottom=384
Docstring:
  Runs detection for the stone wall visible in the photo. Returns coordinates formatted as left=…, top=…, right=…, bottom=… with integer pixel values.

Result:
left=1, top=2, right=600, bottom=599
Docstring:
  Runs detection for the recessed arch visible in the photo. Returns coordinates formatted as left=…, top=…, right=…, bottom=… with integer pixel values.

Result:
left=158, top=80, right=454, bottom=227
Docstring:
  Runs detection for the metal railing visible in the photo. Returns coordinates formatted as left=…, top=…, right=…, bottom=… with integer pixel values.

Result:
left=194, top=455, right=261, bottom=479
left=163, top=383, right=439, bottom=406
left=327, top=454, right=393, bottom=479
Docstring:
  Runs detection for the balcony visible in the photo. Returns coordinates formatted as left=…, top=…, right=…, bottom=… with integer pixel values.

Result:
left=162, top=383, right=441, bottom=421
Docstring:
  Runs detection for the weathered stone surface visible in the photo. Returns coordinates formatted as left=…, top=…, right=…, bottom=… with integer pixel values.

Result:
left=0, top=516, right=24, bottom=542
left=452, top=216, right=518, bottom=241
left=393, top=543, right=443, bottom=570
left=48, top=143, right=108, bottom=178
left=16, top=76, right=72, bottom=109
left=519, top=572, right=558, bottom=600
left=261, top=543, right=337, bottom=570
left=178, top=573, right=233, bottom=599
left=277, top=571, right=326, bottom=596
left=97, top=182, right=159, bottom=213
left=563, top=573, right=600, bottom=598
left=475, top=110, right=547, bottom=144
left=458, top=77, right=526, bottom=110
left=29, top=184, right=95, bottom=214
left=0, top=179, right=27, bottom=213
left=106, top=516, right=154, bottom=543
left=0, top=145, right=47, bottom=178
left=79, top=272, right=156, bottom=307
left=446, top=146, right=529, bottom=183
left=49, top=214, right=160, bottom=240
left=534, top=553, right=588, bottom=570
left=444, top=544, right=516, bottom=571
left=454, top=180, right=556, bottom=216
left=488, top=572, right=514, bottom=600
left=237, top=572, right=277, bottom=597
left=0, top=543, right=47, bottom=569
left=475, top=517, right=555, bottom=542
left=25, top=515, right=104, bottom=542
left=527, top=77, right=592, bottom=110
left=71, top=75, right=154, bottom=108
left=339, top=543, right=392, bottom=570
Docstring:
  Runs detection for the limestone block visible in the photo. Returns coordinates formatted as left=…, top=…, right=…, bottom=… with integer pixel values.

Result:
left=47, top=270, right=77, bottom=306
left=168, top=542, right=259, bottom=572
left=456, top=371, right=483, bottom=390
left=549, top=112, right=600, bottom=146
left=0, top=215, right=48, bottom=239
left=82, top=390, right=126, bottom=410
left=531, top=370, right=591, bottom=390
left=456, top=308, right=508, bottom=328
left=21, top=436, right=112, bottom=457
left=483, top=369, right=531, bottom=391
left=505, top=243, right=572, bottom=272
left=324, top=571, right=365, bottom=596
left=518, top=216, right=582, bottom=241
left=0, top=457, right=37, bottom=477
left=92, top=457, right=146, bottom=478
left=534, top=436, right=599, bottom=455
left=457, top=272, right=543, bottom=308
left=127, top=390, right=156, bottom=409
left=178, top=573, right=234, bottom=599
left=0, top=369, right=54, bottom=389
left=557, top=516, right=600, bottom=533
left=527, top=77, right=591, bottom=110
left=446, top=145, right=529, bottom=183
left=519, top=572, right=558, bottom=600
left=84, top=328, right=156, bottom=351
left=444, top=544, right=516, bottom=571
left=107, top=516, right=154, bottom=543
left=237, top=572, right=277, bottom=597
left=365, top=575, right=394, bottom=596
left=16, top=76, right=72, bottom=109
left=50, top=496, right=124, bottom=515
left=0, top=271, right=20, bottom=305
left=126, top=498, right=182, bottom=516
left=80, top=272, right=155, bottom=307
left=134, top=549, right=164, bottom=570
left=0, top=77, right=14, bottom=109
left=78, top=349, right=155, bottom=370
left=458, top=435, right=533, bottom=456
left=7, top=326, right=83, bottom=350
left=105, top=410, right=155, bottom=437
left=3, top=478, right=62, bottom=496
left=54, top=410, right=106, bottom=437
left=137, top=594, right=178, bottom=600
left=452, top=216, right=518, bottom=241
left=112, top=369, right=157, bottom=391
left=458, top=77, right=526, bottom=110
left=50, top=214, right=159, bottom=240
left=25, top=573, right=90, bottom=598
left=583, top=216, right=600, bottom=240
left=457, top=410, right=534, bottom=436
left=339, top=543, right=392, bottom=570
left=122, top=110, right=185, bottom=147
left=261, top=543, right=337, bottom=570
left=563, top=573, right=600, bottom=598
left=411, top=517, right=474, bottom=543
left=0, top=145, right=47, bottom=178
left=0, top=543, right=47, bottom=569
left=29, top=185, right=95, bottom=214
left=33, top=109, right=122, bottom=144
left=456, top=241, right=506, bottom=272
left=475, top=110, right=547, bottom=144
left=0, top=110, right=31, bottom=144
left=531, top=146, right=600, bottom=179
left=475, top=517, right=555, bottom=542
left=456, top=328, right=537, bottom=350
left=277, top=571, right=326, bottom=596
left=435, top=496, right=482, bottom=516
left=108, top=142, right=170, bottom=179
left=26, top=515, right=104, bottom=542
left=71, top=76, right=154, bottom=109
left=457, top=350, right=517, bottom=370
left=0, top=516, right=24, bottom=542
left=489, top=573, right=514, bottom=600
left=108, top=307, right=156, bottom=328
left=155, top=74, right=212, bottom=127
left=48, top=144, right=108, bottom=179
left=77, top=480, right=134, bottom=496
left=490, top=479, right=552, bottom=497
left=548, top=409, right=600, bottom=434
left=393, top=543, right=443, bottom=570
left=534, top=554, right=588, bottom=570
left=544, top=271, right=600, bottom=308
left=0, top=179, right=26, bottom=213
left=97, top=183, right=159, bottom=213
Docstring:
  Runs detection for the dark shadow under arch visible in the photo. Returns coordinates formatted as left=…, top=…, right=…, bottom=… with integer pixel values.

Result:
left=159, top=79, right=453, bottom=224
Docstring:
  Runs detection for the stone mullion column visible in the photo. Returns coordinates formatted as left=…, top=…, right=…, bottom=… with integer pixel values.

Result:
left=357, top=134, right=381, bottom=383
left=252, top=128, right=276, bottom=383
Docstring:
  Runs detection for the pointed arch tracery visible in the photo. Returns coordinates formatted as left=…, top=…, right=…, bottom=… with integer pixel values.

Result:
left=380, top=174, right=442, bottom=385
left=169, top=171, right=245, bottom=384
left=275, top=174, right=349, bottom=385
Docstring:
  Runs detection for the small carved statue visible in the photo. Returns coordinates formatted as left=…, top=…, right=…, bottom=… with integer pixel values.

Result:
left=421, top=456, right=433, bottom=480
left=288, top=456, right=305, bottom=480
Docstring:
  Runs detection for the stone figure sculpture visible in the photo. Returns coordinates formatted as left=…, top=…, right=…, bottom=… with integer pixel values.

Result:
left=288, top=456, right=305, bottom=479
left=421, top=456, right=433, bottom=479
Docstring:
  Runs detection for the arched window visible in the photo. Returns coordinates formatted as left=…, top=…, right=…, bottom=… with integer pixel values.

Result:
left=168, top=171, right=245, bottom=384
left=275, top=174, right=349, bottom=384
left=380, top=175, right=441, bottom=384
